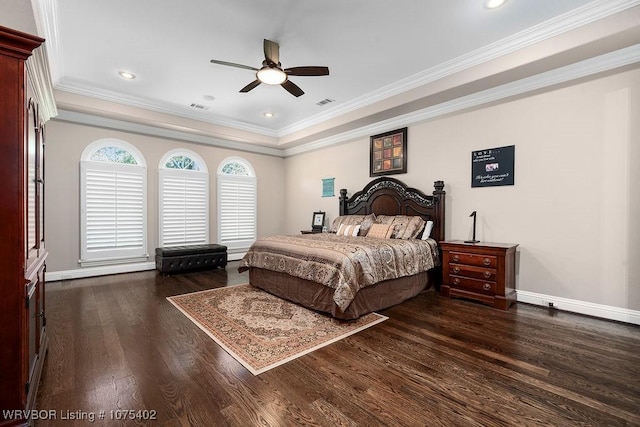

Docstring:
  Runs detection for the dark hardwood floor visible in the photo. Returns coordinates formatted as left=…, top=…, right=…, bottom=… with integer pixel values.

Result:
left=35, top=262, right=640, bottom=426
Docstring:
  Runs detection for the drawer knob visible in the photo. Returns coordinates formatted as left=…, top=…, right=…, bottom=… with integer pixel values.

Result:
left=453, top=267, right=460, bottom=274
left=452, top=255, right=460, bottom=262
left=483, top=271, right=491, bottom=279
left=483, top=283, right=491, bottom=291
left=453, top=278, right=460, bottom=285
left=483, top=258, right=491, bottom=265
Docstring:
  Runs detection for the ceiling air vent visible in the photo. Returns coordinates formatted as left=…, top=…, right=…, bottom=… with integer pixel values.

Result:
left=190, top=103, right=209, bottom=110
left=316, top=98, right=335, bottom=106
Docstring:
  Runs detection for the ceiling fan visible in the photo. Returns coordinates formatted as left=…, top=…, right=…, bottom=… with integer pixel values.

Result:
left=210, top=39, right=329, bottom=97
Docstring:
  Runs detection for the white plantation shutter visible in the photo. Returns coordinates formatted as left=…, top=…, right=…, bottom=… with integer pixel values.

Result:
left=159, top=169, right=209, bottom=247
left=80, top=160, right=147, bottom=263
left=218, top=174, right=256, bottom=250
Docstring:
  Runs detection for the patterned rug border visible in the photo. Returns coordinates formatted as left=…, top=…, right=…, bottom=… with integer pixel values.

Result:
left=167, top=284, right=388, bottom=375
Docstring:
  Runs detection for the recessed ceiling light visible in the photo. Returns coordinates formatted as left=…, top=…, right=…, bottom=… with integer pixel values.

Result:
left=203, top=95, right=215, bottom=101
left=263, top=112, right=274, bottom=118
left=484, top=0, right=507, bottom=9
left=118, top=71, right=136, bottom=80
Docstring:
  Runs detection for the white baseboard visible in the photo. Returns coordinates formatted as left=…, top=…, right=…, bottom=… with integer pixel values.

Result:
left=46, top=254, right=244, bottom=281
left=517, top=290, right=640, bottom=326
left=46, top=264, right=639, bottom=326
left=47, top=261, right=156, bottom=282
left=227, top=252, right=245, bottom=261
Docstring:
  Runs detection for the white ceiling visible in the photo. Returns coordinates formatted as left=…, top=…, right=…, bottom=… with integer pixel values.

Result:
left=30, top=0, right=640, bottom=150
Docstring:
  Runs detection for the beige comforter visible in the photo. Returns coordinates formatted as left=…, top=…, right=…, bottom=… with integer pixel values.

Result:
left=238, top=233, right=439, bottom=311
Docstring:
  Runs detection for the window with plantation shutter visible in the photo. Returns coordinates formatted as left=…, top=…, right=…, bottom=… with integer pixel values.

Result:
left=217, top=157, right=256, bottom=254
left=80, top=140, right=147, bottom=265
left=158, top=150, right=209, bottom=247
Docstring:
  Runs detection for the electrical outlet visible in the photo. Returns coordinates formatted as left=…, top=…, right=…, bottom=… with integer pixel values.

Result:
left=541, top=299, right=557, bottom=309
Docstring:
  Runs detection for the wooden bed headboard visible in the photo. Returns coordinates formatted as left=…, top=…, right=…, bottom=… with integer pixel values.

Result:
left=339, top=177, right=446, bottom=242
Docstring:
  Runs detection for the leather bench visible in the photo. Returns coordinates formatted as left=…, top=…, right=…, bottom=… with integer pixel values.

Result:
left=155, top=244, right=227, bottom=274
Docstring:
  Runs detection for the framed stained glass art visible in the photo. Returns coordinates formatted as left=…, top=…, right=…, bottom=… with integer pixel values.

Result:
left=370, top=127, right=407, bottom=177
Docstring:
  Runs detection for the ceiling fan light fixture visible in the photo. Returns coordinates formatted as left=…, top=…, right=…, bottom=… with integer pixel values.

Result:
left=257, top=67, right=287, bottom=85
left=210, top=39, right=327, bottom=97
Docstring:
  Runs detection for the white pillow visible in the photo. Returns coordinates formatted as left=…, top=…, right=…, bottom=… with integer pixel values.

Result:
left=421, top=221, right=434, bottom=240
left=337, top=223, right=361, bottom=237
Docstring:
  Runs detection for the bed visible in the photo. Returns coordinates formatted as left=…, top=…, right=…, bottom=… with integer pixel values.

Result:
left=239, top=177, right=446, bottom=319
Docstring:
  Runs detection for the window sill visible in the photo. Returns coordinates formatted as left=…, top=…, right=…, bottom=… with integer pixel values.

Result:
left=79, top=255, right=150, bottom=268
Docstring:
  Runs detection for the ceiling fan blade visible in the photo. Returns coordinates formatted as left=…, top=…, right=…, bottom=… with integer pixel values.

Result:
left=240, top=80, right=261, bottom=93
left=284, top=66, right=329, bottom=76
left=210, top=59, right=258, bottom=72
left=281, top=80, right=304, bottom=97
left=263, top=39, right=280, bottom=65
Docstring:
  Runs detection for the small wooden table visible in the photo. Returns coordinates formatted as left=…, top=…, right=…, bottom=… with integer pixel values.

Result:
left=300, top=229, right=322, bottom=234
left=440, top=240, right=518, bottom=310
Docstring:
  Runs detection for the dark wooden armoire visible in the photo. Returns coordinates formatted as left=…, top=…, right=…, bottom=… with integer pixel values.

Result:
left=0, top=25, right=52, bottom=426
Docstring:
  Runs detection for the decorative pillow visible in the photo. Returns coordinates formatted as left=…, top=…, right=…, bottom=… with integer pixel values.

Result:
left=394, top=216, right=426, bottom=239
left=375, top=215, right=426, bottom=239
left=421, top=220, right=434, bottom=240
left=374, top=215, right=395, bottom=226
left=337, top=223, right=361, bottom=237
left=366, top=223, right=394, bottom=239
left=330, top=215, right=366, bottom=233
left=358, top=213, right=377, bottom=236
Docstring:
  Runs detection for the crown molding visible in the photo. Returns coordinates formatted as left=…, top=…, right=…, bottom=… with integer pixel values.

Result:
left=55, top=79, right=280, bottom=138
left=26, top=44, right=58, bottom=121
left=31, top=0, right=63, bottom=83
left=54, top=110, right=284, bottom=157
left=277, top=0, right=640, bottom=137
left=283, top=44, right=640, bottom=157
left=32, top=0, right=278, bottom=137
left=34, top=0, right=640, bottom=140
left=56, top=44, right=639, bottom=159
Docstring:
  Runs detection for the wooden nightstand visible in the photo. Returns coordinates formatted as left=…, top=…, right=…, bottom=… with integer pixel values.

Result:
left=440, top=240, right=518, bottom=310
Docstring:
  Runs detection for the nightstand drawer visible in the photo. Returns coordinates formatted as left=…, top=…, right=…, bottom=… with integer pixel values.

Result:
left=450, top=251, right=497, bottom=268
left=449, top=264, right=496, bottom=281
left=450, top=275, right=496, bottom=295
left=440, top=241, right=518, bottom=310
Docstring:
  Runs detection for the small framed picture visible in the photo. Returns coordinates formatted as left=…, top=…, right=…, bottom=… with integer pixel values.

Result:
left=312, top=211, right=325, bottom=231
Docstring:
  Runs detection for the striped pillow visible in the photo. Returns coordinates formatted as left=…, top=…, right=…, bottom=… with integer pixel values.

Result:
left=337, top=223, right=361, bottom=236
left=330, top=215, right=365, bottom=233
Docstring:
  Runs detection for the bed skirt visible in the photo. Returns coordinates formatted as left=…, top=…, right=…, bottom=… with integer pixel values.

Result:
left=248, top=267, right=431, bottom=319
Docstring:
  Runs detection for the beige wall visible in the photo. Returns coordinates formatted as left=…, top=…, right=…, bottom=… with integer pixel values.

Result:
left=45, top=120, right=285, bottom=271
left=284, top=68, right=640, bottom=311
left=41, top=66, right=640, bottom=312
left=0, top=0, right=37, bottom=34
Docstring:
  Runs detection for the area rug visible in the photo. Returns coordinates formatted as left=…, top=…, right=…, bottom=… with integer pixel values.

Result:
left=167, top=284, right=387, bottom=375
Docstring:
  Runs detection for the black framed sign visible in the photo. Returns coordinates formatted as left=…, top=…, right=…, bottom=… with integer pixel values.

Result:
left=312, top=211, right=325, bottom=231
left=471, top=145, right=515, bottom=188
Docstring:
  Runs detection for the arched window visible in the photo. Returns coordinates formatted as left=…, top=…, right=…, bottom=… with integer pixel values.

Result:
left=158, top=149, right=209, bottom=247
left=217, top=157, right=256, bottom=256
left=80, top=139, right=147, bottom=265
